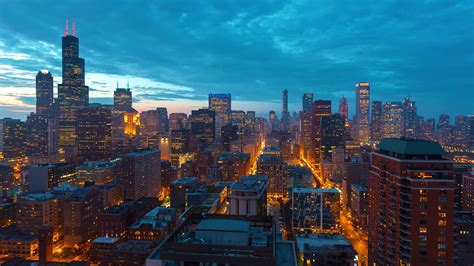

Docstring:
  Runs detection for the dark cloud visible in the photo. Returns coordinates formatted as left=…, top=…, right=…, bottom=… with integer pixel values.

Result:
left=0, top=0, right=472, bottom=119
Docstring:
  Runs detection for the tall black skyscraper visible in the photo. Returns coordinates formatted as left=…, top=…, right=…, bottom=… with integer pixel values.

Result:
left=36, top=70, right=54, bottom=115
left=58, top=20, right=89, bottom=151
left=114, top=88, right=132, bottom=111
left=370, top=101, right=383, bottom=143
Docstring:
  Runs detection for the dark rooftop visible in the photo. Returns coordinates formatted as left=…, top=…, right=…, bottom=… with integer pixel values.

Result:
left=378, top=138, right=445, bottom=156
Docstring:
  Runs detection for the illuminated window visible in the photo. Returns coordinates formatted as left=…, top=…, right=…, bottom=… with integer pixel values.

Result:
left=439, top=212, right=446, bottom=218
left=438, top=220, right=447, bottom=226
left=420, top=227, right=427, bottom=233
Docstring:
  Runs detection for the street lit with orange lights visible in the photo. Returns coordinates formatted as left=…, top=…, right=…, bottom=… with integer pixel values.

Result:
left=300, top=155, right=368, bottom=266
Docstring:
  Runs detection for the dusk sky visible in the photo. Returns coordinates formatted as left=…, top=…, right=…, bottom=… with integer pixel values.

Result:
left=0, top=1, right=473, bottom=120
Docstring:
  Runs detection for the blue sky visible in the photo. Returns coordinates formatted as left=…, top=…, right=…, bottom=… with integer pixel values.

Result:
left=0, top=0, right=473, bottom=120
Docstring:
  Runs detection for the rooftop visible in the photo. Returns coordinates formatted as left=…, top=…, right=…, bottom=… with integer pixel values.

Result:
left=378, top=138, right=445, bottom=156
left=196, top=218, right=250, bottom=233
left=295, top=234, right=351, bottom=249
left=92, top=236, right=120, bottom=244
left=171, top=176, right=199, bottom=186
left=292, top=188, right=339, bottom=194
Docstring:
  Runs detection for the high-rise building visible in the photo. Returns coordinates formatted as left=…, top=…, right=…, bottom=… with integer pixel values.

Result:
left=113, top=88, right=132, bottom=111
left=301, top=93, right=313, bottom=159
left=355, top=82, right=370, bottom=145
left=170, top=129, right=190, bottom=166
left=320, top=114, right=346, bottom=161
left=58, top=21, right=89, bottom=150
left=257, top=154, right=288, bottom=195
left=402, top=97, right=417, bottom=138
left=438, top=114, right=452, bottom=146
left=382, top=102, right=403, bottom=138
left=209, top=93, right=231, bottom=138
left=77, top=105, right=112, bottom=163
left=169, top=113, right=188, bottom=132
left=0, top=118, right=26, bottom=160
left=370, top=101, right=383, bottom=143
left=121, top=148, right=161, bottom=200
left=369, top=138, right=455, bottom=265
left=26, top=113, right=57, bottom=159
left=191, top=108, right=215, bottom=147
left=16, top=193, right=61, bottom=235
left=339, top=96, right=348, bottom=121
left=269, top=111, right=277, bottom=131
left=140, top=109, right=160, bottom=137
left=156, top=107, right=169, bottom=134
left=453, top=115, right=470, bottom=149
left=311, top=100, right=332, bottom=165
left=228, top=175, right=268, bottom=216
left=36, top=70, right=54, bottom=116
left=282, top=89, right=290, bottom=130
left=422, top=118, right=436, bottom=141
left=28, top=162, right=76, bottom=193
left=221, top=124, right=239, bottom=152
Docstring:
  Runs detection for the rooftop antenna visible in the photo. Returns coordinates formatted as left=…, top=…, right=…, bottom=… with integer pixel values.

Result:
left=116, top=81, right=119, bottom=89
left=72, top=20, right=76, bottom=36
left=64, top=18, right=69, bottom=37
left=127, top=80, right=129, bottom=89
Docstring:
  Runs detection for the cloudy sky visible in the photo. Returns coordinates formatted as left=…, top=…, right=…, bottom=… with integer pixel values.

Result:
left=0, top=0, right=473, bottom=120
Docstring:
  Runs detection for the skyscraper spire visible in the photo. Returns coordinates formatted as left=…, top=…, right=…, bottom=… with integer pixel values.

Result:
left=72, top=20, right=76, bottom=36
left=64, top=18, right=69, bottom=36
left=127, top=80, right=129, bottom=89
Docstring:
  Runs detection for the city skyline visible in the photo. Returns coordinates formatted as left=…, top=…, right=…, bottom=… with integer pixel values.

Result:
left=0, top=1, right=473, bottom=120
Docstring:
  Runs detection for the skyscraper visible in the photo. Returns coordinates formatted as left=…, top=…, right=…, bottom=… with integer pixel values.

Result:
left=312, top=100, right=332, bottom=165
left=355, top=82, right=370, bottom=145
left=191, top=108, right=215, bottom=147
left=0, top=118, right=26, bottom=160
left=339, top=97, right=348, bottom=120
left=438, top=114, right=452, bottom=146
left=269, top=111, right=277, bottom=131
left=36, top=70, right=54, bottom=116
left=370, top=101, right=383, bottom=143
left=402, top=97, right=417, bottom=139
left=58, top=21, right=89, bottom=150
left=369, top=138, right=455, bottom=265
left=114, top=88, right=132, bottom=111
left=77, top=104, right=112, bottom=163
left=208, top=93, right=231, bottom=138
left=320, top=114, right=346, bottom=161
left=156, top=107, right=169, bottom=134
left=301, top=93, right=313, bottom=159
left=26, top=113, right=57, bottom=159
left=382, top=102, right=403, bottom=138
left=282, top=89, right=290, bottom=130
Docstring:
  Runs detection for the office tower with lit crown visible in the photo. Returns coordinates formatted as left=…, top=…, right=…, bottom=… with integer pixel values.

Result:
left=282, top=89, right=290, bottom=130
left=58, top=21, right=89, bottom=151
left=402, top=97, right=417, bottom=139
left=382, top=102, right=403, bottom=138
left=339, top=96, right=348, bottom=121
left=301, top=93, right=313, bottom=159
left=311, top=100, right=332, bottom=165
left=36, top=70, right=54, bottom=115
left=370, top=101, right=383, bottom=143
left=77, top=104, right=112, bottom=163
left=191, top=108, right=215, bottom=147
left=355, top=82, right=370, bottom=145
left=369, top=138, right=455, bottom=266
